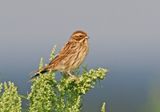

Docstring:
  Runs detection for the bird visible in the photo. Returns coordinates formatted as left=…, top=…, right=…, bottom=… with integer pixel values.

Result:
left=31, top=30, right=89, bottom=79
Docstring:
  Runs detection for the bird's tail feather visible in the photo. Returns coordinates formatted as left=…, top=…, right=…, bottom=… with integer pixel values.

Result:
left=31, top=69, right=48, bottom=79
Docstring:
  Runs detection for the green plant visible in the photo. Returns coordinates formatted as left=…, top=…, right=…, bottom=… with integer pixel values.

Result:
left=0, top=47, right=108, bottom=112
left=0, top=82, right=21, bottom=112
left=28, top=57, right=107, bottom=112
left=101, top=102, right=106, bottom=112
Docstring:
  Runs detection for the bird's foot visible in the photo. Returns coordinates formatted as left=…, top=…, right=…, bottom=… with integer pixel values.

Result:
left=70, top=74, right=78, bottom=80
left=67, top=72, right=79, bottom=82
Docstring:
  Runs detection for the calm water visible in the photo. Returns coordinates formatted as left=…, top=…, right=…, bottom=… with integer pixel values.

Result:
left=0, top=1, right=160, bottom=112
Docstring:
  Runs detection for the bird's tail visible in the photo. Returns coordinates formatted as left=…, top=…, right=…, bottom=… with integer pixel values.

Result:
left=31, top=68, right=48, bottom=79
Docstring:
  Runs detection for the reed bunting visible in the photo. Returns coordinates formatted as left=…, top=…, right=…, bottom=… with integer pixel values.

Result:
left=32, top=30, right=89, bottom=78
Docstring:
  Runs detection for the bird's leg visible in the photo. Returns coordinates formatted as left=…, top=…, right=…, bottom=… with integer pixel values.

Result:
left=67, top=71, right=78, bottom=80
left=67, top=71, right=74, bottom=77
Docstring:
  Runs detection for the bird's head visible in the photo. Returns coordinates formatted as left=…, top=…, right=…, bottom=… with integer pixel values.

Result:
left=70, top=30, right=89, bottom=43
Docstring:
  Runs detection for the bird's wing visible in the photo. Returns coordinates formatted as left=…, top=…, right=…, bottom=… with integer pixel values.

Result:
left=48, top=41, right=77, bottom=67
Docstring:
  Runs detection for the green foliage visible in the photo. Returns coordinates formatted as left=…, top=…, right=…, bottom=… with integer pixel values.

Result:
left=77, top=68, right=107, bottom=94
left=28, top=73, right=56, bottom=112
left=39, top=57, right=44, bottom=70
left=0, top=82, right=21, bottom=112
left=0, top=47, right=108, bottom=112
left=101, top=102, right=106, bottom=112
left=55, top=68, right=106, bottom=112
left=49, top=45, right=56, bottom=61
left=27, top=57, right=107, bottom=112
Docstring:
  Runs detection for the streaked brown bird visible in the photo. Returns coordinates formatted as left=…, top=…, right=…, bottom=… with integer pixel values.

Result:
left=32, top=30, right=89, bottom=79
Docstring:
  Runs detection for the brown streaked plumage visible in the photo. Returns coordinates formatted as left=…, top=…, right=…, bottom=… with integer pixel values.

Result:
left=32, top=30, right=89, bottom=78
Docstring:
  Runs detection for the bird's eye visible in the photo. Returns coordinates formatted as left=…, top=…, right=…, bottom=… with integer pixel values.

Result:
left=79, top=35, right=82, bottom=37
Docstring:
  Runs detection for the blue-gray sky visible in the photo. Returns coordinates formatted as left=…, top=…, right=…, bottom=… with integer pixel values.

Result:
left=0, top=0, right=160, bottom=112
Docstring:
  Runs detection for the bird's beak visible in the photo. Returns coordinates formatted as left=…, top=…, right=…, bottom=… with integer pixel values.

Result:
left=86, top=36, right=89, bottom=39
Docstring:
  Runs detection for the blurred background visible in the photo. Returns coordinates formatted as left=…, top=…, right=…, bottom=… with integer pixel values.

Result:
left=0, top=0, right=160, bottom=112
